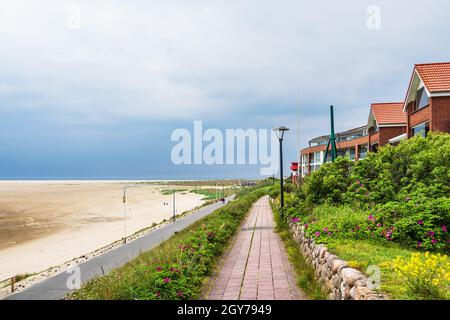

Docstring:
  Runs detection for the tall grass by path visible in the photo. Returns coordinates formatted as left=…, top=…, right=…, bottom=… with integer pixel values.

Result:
left=271, top=202, right=326, bottom=300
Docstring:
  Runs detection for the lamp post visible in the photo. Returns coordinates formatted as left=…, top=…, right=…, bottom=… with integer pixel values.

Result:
left=122, top=185, right=139, bottom=244
left=273, top=126, right=289, bottom=218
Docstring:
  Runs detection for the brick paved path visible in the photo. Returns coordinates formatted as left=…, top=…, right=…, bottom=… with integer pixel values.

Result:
left=206, top=196, right=307, bottom=300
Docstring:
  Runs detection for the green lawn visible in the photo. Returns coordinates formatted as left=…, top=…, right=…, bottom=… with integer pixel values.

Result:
left=191, top=188, right=220, bottom=200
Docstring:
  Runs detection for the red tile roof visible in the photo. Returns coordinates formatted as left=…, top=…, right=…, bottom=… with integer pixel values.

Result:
left=415, top=62, right=450, bottom=93
left=371, top=102, right=406, bottom=125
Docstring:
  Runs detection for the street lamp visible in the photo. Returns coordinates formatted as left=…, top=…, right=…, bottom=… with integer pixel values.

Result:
left=273, top=126, right=289, bottom=218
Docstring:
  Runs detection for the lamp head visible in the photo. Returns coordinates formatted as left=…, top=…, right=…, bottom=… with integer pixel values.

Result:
left=273, top=126, right=290, bottom=140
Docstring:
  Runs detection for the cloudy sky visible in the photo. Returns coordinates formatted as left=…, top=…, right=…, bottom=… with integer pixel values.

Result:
left=1, top=0, right=449, bottom=179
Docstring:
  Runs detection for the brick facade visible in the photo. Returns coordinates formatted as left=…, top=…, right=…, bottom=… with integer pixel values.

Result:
left=406, top=103, right=431, bottom=137
left=430, top=96, right=450, bottom=133
left=379, top=126, right=406, bottom=146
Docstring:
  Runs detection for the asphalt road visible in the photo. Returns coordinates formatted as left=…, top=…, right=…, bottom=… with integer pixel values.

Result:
left=5, top=196, right=234, bottom=300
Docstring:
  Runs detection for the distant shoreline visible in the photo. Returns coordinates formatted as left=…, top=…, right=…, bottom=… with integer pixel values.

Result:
left=0, top=178, right=253, bottom=183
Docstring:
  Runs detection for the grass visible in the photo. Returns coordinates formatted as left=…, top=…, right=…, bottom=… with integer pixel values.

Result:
left=13, top=273, right=34, bottom=282
left=191, top=188, right=220, bottom=200
left=272, top=203, right=326, bottom=300
left=325, top=239, right=415, bottom=299
left=160, top=186, right=237, bottom=201
left=159, top=188, right=188, bottom=195
left=69, top=186, right=269, bottom=300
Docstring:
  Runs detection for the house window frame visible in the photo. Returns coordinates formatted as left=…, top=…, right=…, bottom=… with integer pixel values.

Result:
left=413, top=87, right=430, bottom=112
left=411, top=121, right=430, bottom=137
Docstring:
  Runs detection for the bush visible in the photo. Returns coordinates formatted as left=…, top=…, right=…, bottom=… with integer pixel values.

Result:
left=303, top=157, right=353, bottom=205
left=277, top=133, right=450, bottom=252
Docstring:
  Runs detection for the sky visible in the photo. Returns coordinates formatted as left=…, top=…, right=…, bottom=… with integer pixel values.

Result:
left=1, top=0, right=449, bottom=180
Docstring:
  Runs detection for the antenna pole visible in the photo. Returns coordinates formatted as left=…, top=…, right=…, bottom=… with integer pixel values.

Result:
left=323, top=105, right=338, bottom=163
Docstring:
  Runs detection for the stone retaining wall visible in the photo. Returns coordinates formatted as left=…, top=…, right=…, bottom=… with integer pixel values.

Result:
left=289, top=221, right=386, bottom=300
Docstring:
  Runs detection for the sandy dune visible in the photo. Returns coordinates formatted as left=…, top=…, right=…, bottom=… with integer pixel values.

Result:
left=0, top=181, right=206, bottom=280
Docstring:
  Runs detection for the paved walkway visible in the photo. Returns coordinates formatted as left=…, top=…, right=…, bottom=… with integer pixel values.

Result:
left=5, top=196, right=235, bottom=300
left=206, top=196, right=306, bottom=300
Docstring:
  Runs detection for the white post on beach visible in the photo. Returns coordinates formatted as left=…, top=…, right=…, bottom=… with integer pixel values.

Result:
left=123, top=187, right=127, bottom=244
left=172, top=190, right=176, bottom=221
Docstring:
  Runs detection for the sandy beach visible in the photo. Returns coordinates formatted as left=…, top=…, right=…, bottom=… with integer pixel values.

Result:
left=0, top=181, right=208, bottom=281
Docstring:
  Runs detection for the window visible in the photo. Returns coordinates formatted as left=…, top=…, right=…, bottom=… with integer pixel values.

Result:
left=359, top=145, right=368, bottom=159
left=414, top=87, right=429, bottom=111
left=314, top=152, right=321, bottom=163
left=371, top=144, right=379, bottom=153
left=412, top=122, right=430, bottom=137
left=337, top=149, right=346, bottom=158
left=369, top=122, right=378, bottom=134
left=349, top=148, right=356, bottom=160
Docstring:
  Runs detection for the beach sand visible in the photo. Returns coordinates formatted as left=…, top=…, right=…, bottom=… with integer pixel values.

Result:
left=0, top=181, right=206, bottom=281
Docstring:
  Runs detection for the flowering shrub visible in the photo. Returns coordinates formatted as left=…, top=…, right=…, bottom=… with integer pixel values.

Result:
left=392, top=252, right=450, bottom=299
left=376, top=197, right=449, bottom=250
left=281, top=133, right=450, bottom=252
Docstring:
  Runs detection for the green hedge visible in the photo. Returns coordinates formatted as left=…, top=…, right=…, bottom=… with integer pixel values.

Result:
left=70, top=186, right=268, bottom=300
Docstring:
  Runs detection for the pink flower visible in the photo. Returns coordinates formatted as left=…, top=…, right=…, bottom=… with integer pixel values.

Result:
left=304, top=223, right=309, bottom=229
left=163, top=277, right=171, bottom=283
left=442, top=226, right=447, bottom=233
left=417, top=220, right=423, bottom=225
left=376, top=223, right=382, bottom=227
left=292, top=217, right=300, bottom=223
left=155, top=291, right=160, bottom=297
left=323, top=228, right=328, bottom=232
left=328, top=231, right=333, bottom=236
left=156, top=266, right=163, bottom=272
left=417, top=242, right=421, bottom=248
left=431, top=238, right=437, bottom=244
left=176, top=291, right=183, bottom=297
left=428, top=231, right=435, bottom=237
left=315, top=231, right=320, bottom=237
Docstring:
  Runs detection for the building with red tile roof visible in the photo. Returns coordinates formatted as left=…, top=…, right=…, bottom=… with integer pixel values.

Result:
left=403, top=62, right=450, bottom=137
left=295, top=61, right=450, bottom=178
left=367, top=102, right=406, bottom=152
